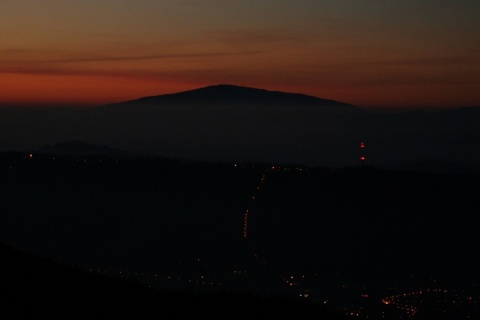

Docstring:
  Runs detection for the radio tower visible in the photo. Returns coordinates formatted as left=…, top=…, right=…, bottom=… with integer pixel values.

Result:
left=360, top=142, right=366, bottom=166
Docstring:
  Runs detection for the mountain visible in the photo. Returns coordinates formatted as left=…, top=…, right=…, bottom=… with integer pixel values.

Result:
left=82, top=84, right=368, bottom=166
left=0, top=85, right=479, bottom=172
left=103, top=84, right=359, bottom=110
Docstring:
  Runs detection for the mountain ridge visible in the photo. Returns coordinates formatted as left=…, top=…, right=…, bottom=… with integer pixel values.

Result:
left=103, top=84, right=360, bottom=111
left=0, top=85, right=479, bottom=171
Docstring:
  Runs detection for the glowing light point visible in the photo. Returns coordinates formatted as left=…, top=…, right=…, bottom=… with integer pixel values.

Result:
left=359, top=141, right=366, bottom=165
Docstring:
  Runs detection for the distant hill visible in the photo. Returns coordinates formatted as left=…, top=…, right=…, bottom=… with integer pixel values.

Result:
left=84, top=84, right=369, bottom=167
left=0, top=85, right=479, bottom=172
left=103, top=84, right=359, bottom=110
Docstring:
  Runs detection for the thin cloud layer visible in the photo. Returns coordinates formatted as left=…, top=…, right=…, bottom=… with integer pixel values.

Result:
left=0, top=0, right=479, bottom=108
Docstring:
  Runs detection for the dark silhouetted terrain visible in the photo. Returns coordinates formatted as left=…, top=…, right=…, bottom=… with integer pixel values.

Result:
left=1, top=85, right=479, bottom=174
left=1, top=242, right=347, bottom=320
left=1, top=150, right=479, bottom=319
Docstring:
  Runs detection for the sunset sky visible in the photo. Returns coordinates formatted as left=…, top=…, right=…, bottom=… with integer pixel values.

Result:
left=1, top=0, right=479, bottom=109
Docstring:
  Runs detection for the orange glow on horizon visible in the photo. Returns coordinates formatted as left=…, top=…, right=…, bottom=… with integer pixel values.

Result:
left=1, top=1, right=479, bottom=109
left=0, top=73, right=201, bottom=107
left=2, top=70, right=478, bottom=109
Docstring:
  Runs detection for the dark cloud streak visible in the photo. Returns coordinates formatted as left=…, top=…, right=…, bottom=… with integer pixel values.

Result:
left=0, top=50, right=261, bottom=64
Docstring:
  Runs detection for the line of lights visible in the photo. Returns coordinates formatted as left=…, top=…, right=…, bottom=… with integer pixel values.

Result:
left=242, top=171, right=268, bottom=239
left=86, top=263, right=224, bottom=288
left=243, top=166, right=318, bottom=301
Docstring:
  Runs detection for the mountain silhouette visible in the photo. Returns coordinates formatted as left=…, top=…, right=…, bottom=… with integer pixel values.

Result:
left=103, top=84, right=359, bottom=110
left=82, top=84, right=368, bottom=166
left=0, top=85, right=479, bottom=172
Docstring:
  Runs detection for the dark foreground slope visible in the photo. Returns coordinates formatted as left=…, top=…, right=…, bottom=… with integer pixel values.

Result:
left=0, top=243, right=345, bottom=320
left=1, top=151, right=479, bottom=319
left=250, top=166, right=480, bottom=282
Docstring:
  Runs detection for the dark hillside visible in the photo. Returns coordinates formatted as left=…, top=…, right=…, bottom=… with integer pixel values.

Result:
left=0, top=242, right=346, bottom=319
left=1, top=152, right=479, bottom=318
left=250, top=166, right=480, bottom=284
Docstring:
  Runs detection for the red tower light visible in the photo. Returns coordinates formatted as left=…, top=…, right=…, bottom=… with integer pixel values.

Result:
left=360, top=142, right=366, bottom=165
